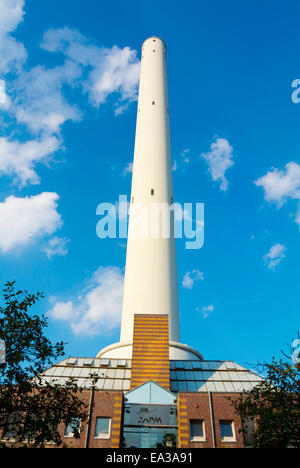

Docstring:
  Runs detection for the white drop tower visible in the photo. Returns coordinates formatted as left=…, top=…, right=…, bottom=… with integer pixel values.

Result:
left=97, top=37, right=203, bottom=361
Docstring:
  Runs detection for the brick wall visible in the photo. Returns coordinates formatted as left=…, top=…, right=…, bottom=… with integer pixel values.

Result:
left=131, top=314, right=170, bottom=390
left=45, top=390, right=122, bottom=448
left=178, top=392, right=245, bottom=448
left=1, top=388, right=246, bottom=448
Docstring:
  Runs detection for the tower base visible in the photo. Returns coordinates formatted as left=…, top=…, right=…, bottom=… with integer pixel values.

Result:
left=96, top=341, right=203, bottom=361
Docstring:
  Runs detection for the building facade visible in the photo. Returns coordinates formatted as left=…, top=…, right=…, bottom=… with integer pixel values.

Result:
left=40, top=356, right=260, bottom=448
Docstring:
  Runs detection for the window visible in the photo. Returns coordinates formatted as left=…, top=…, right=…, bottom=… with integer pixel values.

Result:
left=190, top=419, right=205, bottom=441
left=94, top=417, right=111, bottom=439
left=1, top=414, right=20, bottom=440
left=66, top=358, right=77, bottom=366
left=122, top=427, right=177, bottom=449
left=220, top=420, right=236, bottom=442
left=151, top=189, right=155, bottom=195
left=64, top=418, right=81, bottom=438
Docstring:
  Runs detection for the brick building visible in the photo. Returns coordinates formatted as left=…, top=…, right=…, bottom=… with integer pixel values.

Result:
left=39, top=354, right=260, bottom=448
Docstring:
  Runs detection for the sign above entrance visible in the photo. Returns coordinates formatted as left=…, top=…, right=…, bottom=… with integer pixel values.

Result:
left=124, top=404, right=177, bottom=427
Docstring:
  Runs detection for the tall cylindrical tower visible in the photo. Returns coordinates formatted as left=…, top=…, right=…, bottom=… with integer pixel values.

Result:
left=120, top=36, right=180, bottom=343
left=97, top=37, right=203, bottom=361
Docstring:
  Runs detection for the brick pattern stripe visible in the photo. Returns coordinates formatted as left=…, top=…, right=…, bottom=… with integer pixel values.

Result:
left=177, top=395, right=189, bottom=448
left=131, top=314, right=170, bottom=390
left=110, top=393, right=123, bottom=448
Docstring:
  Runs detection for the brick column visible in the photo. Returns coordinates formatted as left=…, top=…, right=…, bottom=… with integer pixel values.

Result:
left=177, top=394, right=189, bottom=448
left=130, top=314, right=170, bottom=389
left=110, top=393, right=123, bottom=448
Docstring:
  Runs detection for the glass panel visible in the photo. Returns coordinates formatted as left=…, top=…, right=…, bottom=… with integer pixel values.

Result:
left=214, top=381, right=226, bottom=392
left=190, top=420, right=204, bottom=439
left=117, top=360, right=126, bottom=367
left=220, top=421, right=234, bottom=439
left=100, top=359, right=110, bottom=366
left=83, top=358, right=94, bottom=366
left=107, top=368, right=116, bottom=378
left=205, top=381, right=216, bottom=392
left=122, top=380, right=130, bottom=390
left=95, top=379, right=104, bottom=390
left=62, top=367, right=73, bottom=377
left=175, top=361, right=184, bottom=369
left=115, top=369, right=125, bottom=379
left=64, top=418, right=80, bottom=437
left=183, top=361, right=192, bottom=370
left=177, top=381, right=187, bottom=391
left=223, top=381, right=235, bottom=392
left=79, top=367, right=90, bottom=378
left=232, top=382, right=244, bottom=392
left=66, top=358, right=77, bottom=366
left=191, top=361, right=201, bottom=369
left=125, top=381, right=176, bottom=405
left=103, top=379, right=114, bottom=390
left=123, top=404, right=177, bottom=426
left=176, top=371, right=185, bottom=380
left=201, top=371, right=214, bottom=380
left=122, top=427, right=177, bottom=448
left=185, top=371, right=194, bottom=380
left=193, top=371, right=204, bottom=380
left=113, top=380, right=123, bottom=390
left=170, top=381, right=178, bottom=392
left=195, top=381, right=207, bottom=392
left=187, top=381, right=197, bottom=391
left=95, top=417, right=110, bottom=437
left=150, top=382, right=176, bottom=404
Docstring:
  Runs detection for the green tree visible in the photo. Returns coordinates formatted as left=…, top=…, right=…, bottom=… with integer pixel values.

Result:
left=230, top=358, right=300, bottom=448
left=0, top=281, right=88, bottom=448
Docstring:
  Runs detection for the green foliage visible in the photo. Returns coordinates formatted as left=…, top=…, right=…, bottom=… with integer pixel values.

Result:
left=230, top=359, right=300, bottom=448
left=0, top=281, right=88, bottom=448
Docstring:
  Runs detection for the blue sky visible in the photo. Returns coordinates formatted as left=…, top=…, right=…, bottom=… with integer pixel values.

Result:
left=0, top=0, right=299, bottom=367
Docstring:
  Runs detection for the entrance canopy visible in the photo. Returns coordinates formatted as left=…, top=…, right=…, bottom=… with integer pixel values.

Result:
left=124, top=381, right=177, bottom=405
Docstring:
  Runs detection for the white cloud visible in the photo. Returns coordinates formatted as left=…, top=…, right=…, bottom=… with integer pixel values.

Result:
left=200, top=137, right=234, bottom=191
left=0, top=79, right=10, bottom=109
left=43, top=236, right=70, bottom=258
left=0, top=19, right=140, bottom=187
left=0, top=192, right=62, bottom=253
left=123, top=162, right=133, bottom=176
left=88, top=45, right=140, bottom=112
left=255, top=161, right=300, bottom=226
left=0, top=0, right=25, bottom=33
left=196, top=304, right=214, bottom=319
left=0, top=135, right=60, bottom=186
left=263, top=243, right=286, bottom=271
left=182, top=269, right=204, bottom=289
left=0, top=0, right=27, bottom=74
left=173, top=149, right=190, bottom=172
left=48, top=266, right=124, bottom=336
left=13, top=61, right=82, bottom=134
left=41, top=27, right=140, bottom=114
left=255, top=162, right=300, bottom=206
left=49, top=301, right=74, bottom=321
